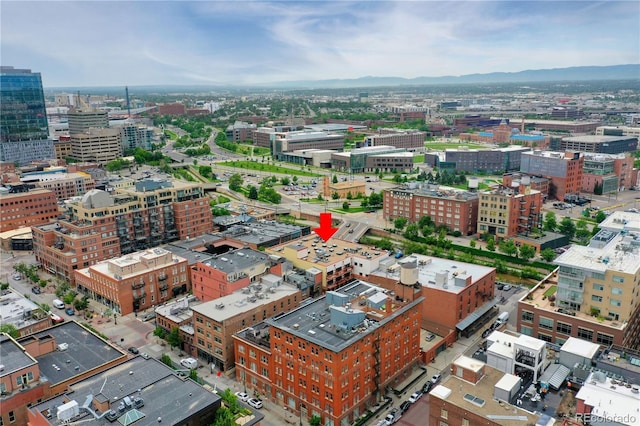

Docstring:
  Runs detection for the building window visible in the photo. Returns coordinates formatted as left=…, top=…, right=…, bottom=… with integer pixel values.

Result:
left=520, top=326, right=533, bottom=336
left=538, top=317, right=553, bottom=330
left=8, top=411, right=14, bottom=423
left=592, top=283, right=604, bottom=291
left=613, top=275, right=624, bottom=283
left=596, top=332, right=613, bottom=346
left=462, top=419, right=469, bottom=426
left=556, top=322, right=572, bottom=335
left=577, top=328, right=594, bottom=341
left=610, top=299, right=622, bottom=307
left=537, top=333, right=552, bottom=342
left=612, top=287, right=623, bottom=295
left=521, top=311, right=534, bottom=323
left=591, top=295, right=603, bottom=302
left=441, top=409, right=448, bottom=420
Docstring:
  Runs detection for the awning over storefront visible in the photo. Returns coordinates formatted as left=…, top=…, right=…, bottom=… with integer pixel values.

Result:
left=456, top=298, right=499, bottom=331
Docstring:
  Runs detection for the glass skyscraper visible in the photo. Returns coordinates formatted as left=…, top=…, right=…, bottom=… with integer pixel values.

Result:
left=0, top=66, right=53, bottom=164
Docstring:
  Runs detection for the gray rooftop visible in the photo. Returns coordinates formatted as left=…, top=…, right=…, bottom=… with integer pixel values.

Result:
left=162, top=243, right=215, bottom=266
left=21, top=321, right=125, bottom=385
left=134, top=179, right=173, bottom=192
left=390, top=183, right=478, bottom=201
left=29, top=357, right=222, bottom=426
left=220, top=221, right=309, bottom=245
left=203, top=247, right=270, bottom=274
left=0, top=334, right=37, bottom=378
left=192, top=282, right=298, bottom=323
left=155, top=295, right=200, bottom=323
left=265, top=280, right=423, bottom=353
left=0, top=288, right=45, bottom=329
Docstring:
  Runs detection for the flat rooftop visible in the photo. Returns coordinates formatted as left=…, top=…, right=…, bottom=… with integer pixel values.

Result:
left=554, top=232, right=639, bottom=275
left=560, top=337, right=600, bottom=360
left=202, top=247, right=270, bottom=274
left=389, top=184, right=479, bottom=201
left=155, top=295, right=200, bottom=323
left=575, top=372, right=640, bottom=425
left=265, top=280, right=423, bottom=353
left=520, top=274, right=626, bottom=331
left=0, top=334, right=37, bottom=379
left=20, top=321, right=125, bottom=385
left=268, top=235, right=389, bottom=266
left=29, top=357, right=222, bottom=426
left=0, top=289, right=44, bottom=328
left=221, top=220, right=310, bottom=246
left=192, top=283, right=299, bottom=323
left=599, top=210, right=640, bottom=233
left=372, top=254, right=494, bottom=295
left=563, top=135, right=636, bottom=143
left=430, top=365, right=541, bottom=426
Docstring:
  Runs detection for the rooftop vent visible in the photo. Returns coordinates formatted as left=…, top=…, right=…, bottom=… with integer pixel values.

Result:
left=215, top=303, right=225, bottom=309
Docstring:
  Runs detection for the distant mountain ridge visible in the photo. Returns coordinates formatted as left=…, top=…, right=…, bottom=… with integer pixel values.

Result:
left=267, top=64, right=640, bottom=88
left=46, top=64, right=639, bottom=92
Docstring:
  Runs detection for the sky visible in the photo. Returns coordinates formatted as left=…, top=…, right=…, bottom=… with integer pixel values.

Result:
left=1, top=0, right=639, bottom=88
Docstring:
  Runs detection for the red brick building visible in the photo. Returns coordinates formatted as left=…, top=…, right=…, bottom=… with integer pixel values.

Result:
left=0, top=185, right=59, bottom=232
left=520, top=150, right=583, bottom=200
left=190, top=248, right=274, bottom=302
left=75, top=248, right=190, bottom=315
left=158, top=103, right=186, bottom=115
left=383, top=186, right=479, bottom=235
left=477, top=186, right=543, bottom=240
left=233, top=280, right=423, bottom=426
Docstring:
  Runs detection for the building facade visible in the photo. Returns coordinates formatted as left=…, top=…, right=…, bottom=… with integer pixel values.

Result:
left=519, top=150, right=583, bottom=200
left=66, top=109, right=109, bottom=134
left=272, top=131, right=344, bottom=159
left=442, top=146, right=531, bottom=174
left=477, top=186, right=543, bottom=240
left=74, top=247, right=190, bottom=315
left=581, top=153, right=634, bottom=193
left=0, top=66, right=53, bottom=165
left=69, top=128, right=122, bottom=164
left=330, top=145, right=412, bottom=173
left=233, top=280, right=423, bottom=426
left=225, top=121, right=257, bottom=142
left=383, top=185, right=479, bottom=235
left=557, top=135, right=638, bottom=154
left=0, top=185, right=59, bottom=232
left=363, top=129, right=426, bottom=151
left=21, top=171, right=95, bottom=199
left=33, top=180, right=213, bottom=284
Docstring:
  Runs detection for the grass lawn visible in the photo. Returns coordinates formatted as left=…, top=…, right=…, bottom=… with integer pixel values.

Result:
left=329, top=207, right=369, bottom=214
left=424, top=142, right=485, bottom=150
left=220, top=160, right=321, bottom=177
left=414, top=154, right=425, bottom=163
left=543, top=285, right=557, bottom=298
left=165, top=130, right=178, bottom=140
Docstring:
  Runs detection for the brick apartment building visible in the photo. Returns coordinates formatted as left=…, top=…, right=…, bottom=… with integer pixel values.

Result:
left=581, top=153, right=635, bottom=193
left=0, top=184, right=59, bottom=232
left=519, top=150, right=583, bottom=200
left=225, top=121, right=257, bottom=142
left=158, top=103, right=187, bottom=115
left=502, top=173, right=550, bottom=199
left=193, top=281, right=301, bottom=371
left=233, top=279, right=423, bottom=426
left=21, top=171, right=95, bottom=199
left=368, top=255, right=496, bottom=339
left=74, top=247, right=190, bottom=316
left=33, top=180, right=212, bottom=285
left=383, top=184, right=479, bottom=235
left=190, top=248, right=275, bottom=301
left=477, top=186, right=543, bottom=240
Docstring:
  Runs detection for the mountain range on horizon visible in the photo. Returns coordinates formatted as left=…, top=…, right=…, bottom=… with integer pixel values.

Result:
left=46, top=64, right=639, bottom=92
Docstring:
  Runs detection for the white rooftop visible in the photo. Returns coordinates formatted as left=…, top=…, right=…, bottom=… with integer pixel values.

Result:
left=554, top=232, right=640, bottom=274
left=453, top=355, right=485, bottom=373
left=430, top=384, right=452, bottom=399
left=495, top=373, right=521, bottom=392
left=560, top=337, right=600, bottom=360
left=516, top=334, right=547, bottom=351
left=575, top=372, right=640, bottom=425
left=599, top=211, right=640, bottom=233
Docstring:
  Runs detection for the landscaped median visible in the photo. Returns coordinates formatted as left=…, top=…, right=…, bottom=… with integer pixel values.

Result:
left=219, top=160, right=321, bottom=177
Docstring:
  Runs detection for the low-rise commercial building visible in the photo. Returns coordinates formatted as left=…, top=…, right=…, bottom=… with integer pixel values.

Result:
left=440, top=145, right=531, bottom=174
left=555, top=135, right=638, bottom=154
left=581, top=153, right=634, bottom=193
left=272, top=130, right=344, bottom=159
left=383, top=184, right=479, bottom=235
left=330, top=145, right=413, bottom=173
left=524, top=119, right=602, bottom=134
left=75, top=247, right=190, bottom=315
left=485, top=330, right=548, bottom=381
left=575, top=371, right=640, bottom=426
left=0, top=185, right=59, bottom=232
left=21, top=171, right=95, bottom=199
left=321, top=176, right=365, bottom=199
left=363, top=128, right=426, bottom=151
left=225, top=121, right=257, bottom=142
left=234, top=279, right=423, bottom=426
left=0, top=289, right=52, bottom=337
left=595, top=125, right=640, bottom=138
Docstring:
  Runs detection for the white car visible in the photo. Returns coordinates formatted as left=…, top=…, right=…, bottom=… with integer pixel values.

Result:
left=431, top=373, right=442, bottom=384
left=247, top=398, right=263, bottom=409
left=408, top=391, right=423, bottom=403
left=12, top=274, right=21, bottom=281
left=235, top=391, right=249, bottom=402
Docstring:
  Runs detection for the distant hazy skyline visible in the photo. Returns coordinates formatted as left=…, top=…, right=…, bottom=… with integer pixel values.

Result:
left=2, top=1, right=639, bottom=87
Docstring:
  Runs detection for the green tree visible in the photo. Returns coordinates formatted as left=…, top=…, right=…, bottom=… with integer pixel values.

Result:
left=332, top=175, right=338, bottom=184
left=160, top=353, right=173, bottom=367
left=486, top=236, right=496, bottom=252
left=0, top=282, right=8, bottom=291
left=248, top=186, right=259, bottom=200
left=544, top=211, right=557, bottom=231
left=0, top=323, right=19, bottom=338
left=281, top=177, right=290, bottom=186
left=212, top=407, right=235, bottom=426
left=519, top=244, right=536, bottom=261
left=228, top=173, right=243, bottom=191
left=595, top=211, right=607, bottom=223
left=540, top=248, right=557, bottom=262
left=39, top=303, right=51, bottom=313
left=63, top=290, right=77, bottom=305
left=74, top=295, right=89, bottom=312
left=368, top=192, right=382, bottom=207
left=167, top=326, right=182, bottom=349
left=559, top=217, right=576, bottom=239
left=342, top=201, right=350, bottom=211
left=309, top=414, right=322, bottom=426
left=394, top=217, right=408, bottom=230
left=403, top=223, right=420, bottom=240
left=292, top=176, right=298, bottom=183
left=346, top=191, right=353, bottom=200
left=154, top=326, right=167, bottom=339
left=332, top=192, right=340, bottom=200
left=469, top=239, right=477, bottom=248
left=198, top=165, right=212, bottom=178
left=499, top=240, right=518, bottom=257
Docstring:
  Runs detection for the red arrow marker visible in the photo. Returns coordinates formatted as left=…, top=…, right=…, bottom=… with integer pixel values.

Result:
left=313, top=213, right=338, bottom=242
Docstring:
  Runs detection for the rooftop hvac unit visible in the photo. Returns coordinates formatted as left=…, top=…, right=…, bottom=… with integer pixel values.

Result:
left=216, top=303, right=225, bottom=309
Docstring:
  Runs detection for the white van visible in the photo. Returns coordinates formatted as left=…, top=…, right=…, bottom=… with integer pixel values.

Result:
left=53, top=299, right=65, bottom=309
left=180, top=357, right=198, bottom=369
left=497, top=312, right=510, bottom=324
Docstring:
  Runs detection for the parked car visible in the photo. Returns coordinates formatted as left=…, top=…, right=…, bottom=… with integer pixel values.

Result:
left=235, top=392, right=249, bottom=402
left=65, top=307, right=75, bottom=316
left=128, top=347, right=139, bottom=355
left=425, top=333, right=436, bottom=342
left=422, top=381, right=433, bottom=393
left=140, top=352, right=150, bottom=360
left=496, top=283, right=504, bottom=290
left=247, top=398, right=263, bottom=409
left=31, top=286, right=41, bottom=294
left=502, top=284, right=513, bottom=291
left=399, top=400, right=411, bottom=414
left=431, top=373, right=442, bottom=384
left=408, top=391, right=423, bottom=403
left=12, top=274, right=21, bottom=281
left=384, top=408, right=400, bottom=425
left=50, top=313, right=65, bottom=324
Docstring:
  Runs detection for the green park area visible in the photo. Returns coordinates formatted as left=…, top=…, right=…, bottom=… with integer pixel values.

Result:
left=219, top=160, right=321, bottom=177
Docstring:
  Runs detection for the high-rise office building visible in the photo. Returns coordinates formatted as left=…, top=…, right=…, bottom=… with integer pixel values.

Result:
left=0, top=66, right=54, bottom=165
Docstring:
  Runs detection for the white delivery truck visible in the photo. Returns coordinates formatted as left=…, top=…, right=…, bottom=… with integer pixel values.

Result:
left=180, top=357, right=198, bottom=369
left=497, top=311, right=510, bottom=324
